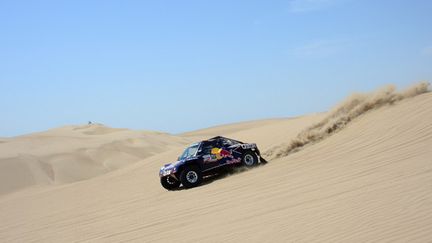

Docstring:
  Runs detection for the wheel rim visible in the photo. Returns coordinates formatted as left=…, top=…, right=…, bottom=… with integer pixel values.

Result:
left=186, top=171, right=198, bottom=183
left=244, top=154, right=255, bottom=166
left=166, top=176, right=177, bottom=185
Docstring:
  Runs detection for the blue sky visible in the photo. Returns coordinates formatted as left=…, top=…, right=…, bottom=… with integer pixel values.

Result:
left=1, top=0, right=431, bottom=136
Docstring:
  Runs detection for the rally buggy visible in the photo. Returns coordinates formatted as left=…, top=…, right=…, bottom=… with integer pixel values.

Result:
left=159, top=136, right=266, bottom=190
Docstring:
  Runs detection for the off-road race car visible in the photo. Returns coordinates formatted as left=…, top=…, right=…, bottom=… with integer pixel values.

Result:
left=159, top=136, right=266, bottom=190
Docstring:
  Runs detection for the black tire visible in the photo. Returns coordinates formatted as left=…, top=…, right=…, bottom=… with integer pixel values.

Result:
left=242, top=151, right=258, bottom=167
left=180, top=166, right=202, bottom=188
left=160, top=176, right=181, bottom=190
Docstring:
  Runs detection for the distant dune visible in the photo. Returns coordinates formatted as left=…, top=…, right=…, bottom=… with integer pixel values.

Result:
left=0, top=124, right=189, bottom=195
left=0, top=83, right=431, bottom=242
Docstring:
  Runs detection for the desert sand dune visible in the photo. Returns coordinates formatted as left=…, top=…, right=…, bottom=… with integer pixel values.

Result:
left=265, top=82, right=430, bottom=159
left=0, top=124, right=189, bottom=195
left=0, top=86, right=431, bottom=242
left=182, top=114, right=325, bottom=150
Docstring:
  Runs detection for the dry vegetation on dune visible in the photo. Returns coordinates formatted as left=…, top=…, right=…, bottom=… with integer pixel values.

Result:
left=265, top=81, right=430, bottom=159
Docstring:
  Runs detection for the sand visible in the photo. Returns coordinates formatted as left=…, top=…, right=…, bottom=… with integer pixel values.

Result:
left=0, top=124, right=189, bottom=195
left=0, top=84, right=431, bottom=242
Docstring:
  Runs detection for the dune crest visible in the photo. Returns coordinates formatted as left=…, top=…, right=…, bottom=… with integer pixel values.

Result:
left=265, top=81, right=430, bottom=159
left=0, top=125, right=190, bottom=195
left=0, top=83, right=431, bottom=242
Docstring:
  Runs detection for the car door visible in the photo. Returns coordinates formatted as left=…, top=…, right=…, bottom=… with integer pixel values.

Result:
left=199, top=142, right=220, bottom=171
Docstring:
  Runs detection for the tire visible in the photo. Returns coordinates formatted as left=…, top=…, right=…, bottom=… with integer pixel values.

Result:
left=242, top=151, right=258, bottom=167
left=160, top=176, right=181, bottom=190
left=180, top=166, right=202, bottom=188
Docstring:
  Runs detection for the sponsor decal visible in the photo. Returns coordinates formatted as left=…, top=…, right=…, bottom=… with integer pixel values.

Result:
left=241, top=143, right=257, bottom=149
left=220, top=149, right=231, bottom=157
left=211, top=147, right=233, bottom=160
left=203, top=154, right=218, bottom=162
left=226, top=157, right=241, bottom=164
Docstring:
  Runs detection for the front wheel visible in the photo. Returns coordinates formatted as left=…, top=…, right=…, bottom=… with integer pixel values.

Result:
left=242, top=151, right=258, bottom=167
left=160, top=176, right=181, bottom=190
left=180, top=166, right=202, bottom=188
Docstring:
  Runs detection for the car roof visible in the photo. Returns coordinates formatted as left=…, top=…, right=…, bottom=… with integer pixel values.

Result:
left=203, top=136, right=243, bottom=144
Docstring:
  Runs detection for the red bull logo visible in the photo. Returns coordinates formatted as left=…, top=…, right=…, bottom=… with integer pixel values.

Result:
left=211, top=148, right=232, bottom=160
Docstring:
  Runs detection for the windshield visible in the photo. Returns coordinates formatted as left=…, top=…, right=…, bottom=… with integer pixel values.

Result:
left=179, top=143, right=200, bottom=160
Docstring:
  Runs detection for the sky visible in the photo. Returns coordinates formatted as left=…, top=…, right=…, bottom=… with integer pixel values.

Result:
left=1, top=0, right=431, bottom=137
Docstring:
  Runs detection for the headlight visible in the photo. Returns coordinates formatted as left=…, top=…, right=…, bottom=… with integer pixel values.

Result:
left=162, top=169, right=172, bottom=176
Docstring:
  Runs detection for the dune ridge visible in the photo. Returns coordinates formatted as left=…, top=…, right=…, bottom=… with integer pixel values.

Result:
left=0, top=124, right=190, bottom=195
left=265, top=82, right=430, bottom=159
left=0, top=85, right=431, bottom=242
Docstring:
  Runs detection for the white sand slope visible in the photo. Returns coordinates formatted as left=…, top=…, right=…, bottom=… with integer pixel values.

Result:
left=0, top=124, right=189, bottom=195
left=182, top=114, right=325, bottom=151
left=0, top=86, right=431, bottom=242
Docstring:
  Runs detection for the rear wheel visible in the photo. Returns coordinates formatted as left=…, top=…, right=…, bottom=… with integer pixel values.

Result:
left=242, top=151, right=258, bottom=167
left=160, top=176, right=181, bottom=190
left=180, top=166, right=202, bottom=188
